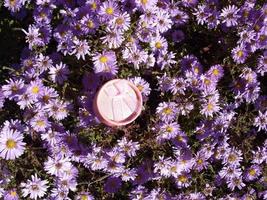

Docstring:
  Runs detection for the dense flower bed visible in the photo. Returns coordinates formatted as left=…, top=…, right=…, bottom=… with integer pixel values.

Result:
left=0, top=0, right=267, bottom=199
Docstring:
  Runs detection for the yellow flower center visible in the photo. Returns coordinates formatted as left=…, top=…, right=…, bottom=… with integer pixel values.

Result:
left=87, top=20, right=94, bottom=28
left=213, top=69, right=219, bottom=76
left=249, top=169, right=256, bottom=176
left=137, top=85, right=144, bottom=91
left=106, top=7, right=113, bottom=15
left=116, top=17, right=124, bottom=25
left=237, top=50, right=244, bottom=57
left=36, top=120, right=45, bottom=127
left=6, top=139, right=16, bottom=149
left=81, top=195, right=88, bottom=200
left=91, top=2, right=97, bottom=10
left=197, top=159, right=203, bottom=164
left=204, top=79, right=211, bottom=85
left=163, top=108, right=172, bottom=115
left=32, top=86, right=39, bottom=94
left=99, top=56, right=108, bottom=63
left=178, top=175, right=187, bottom=183
left=10, top=191, right=17, bottom=196
left=155, top=42, right=162, bottom=49
left=166, top=126, right=173, bottom=133
left=207, top=103, right=214, bottom=111
left=194, top=67, right=199, bottom=74
left=141, top=0, right=148, bottom=5
left=228, top=154, right=236, bottom=162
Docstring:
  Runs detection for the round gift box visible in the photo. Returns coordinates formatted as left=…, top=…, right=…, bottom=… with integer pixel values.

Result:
left=93, top=79, right=143, bottom=126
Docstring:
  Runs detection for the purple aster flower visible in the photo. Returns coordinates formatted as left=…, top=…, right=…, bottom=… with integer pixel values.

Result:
left=193, top=4, right=209, bottom=25
left=156, top=102, right=177, bottom=122
left=200, top=94, right=220, bottom=118
left=150, top=34, right=168, bottom=52
left=130, top=185, right=148, bottom=200
left=117, top=137, right=140, bottom=157
left=171, top=30, right=185, bottom=43
left=254, top=111, right=267, bottom=131
left=256, top=51, right=267, bottom=76
left=22, top=24, right=44, bottom=50
left=2, top=78, right=25, bottom=100
left=222, top=147, right=243, bottom=167
left=219, top=165, right=242, bottom=180
left=92, top=50, right=118, bottom=77
left=49, top=62, right=70, bottom=85
left=153, top=9, right=172, bottom=33
left=36, top=86, right=58, bottom=108
left=227, top=176, right=245, bottom=191
left=220, top=5, right=240, bottom=27
left=4, top=0, right=24, bottom=12
left=80, top=14, right=99, bottom=34
left=157, top=50, right=176, bottom=70
left=122, top=44, right=148, bottom=69
left=70, top=38, right=90, bottom=60
left=75, top=192, right=94, bottom=200
left=172, top=9, right=189, bottom=26
left=0, top=128, right=25, bottom=160
left=157, top=121, right=181, bottom=141
left=26, top=79, right=44, bottom=99
left=44, top=155, right=72, bottom=177
left=175, top=172, right=191, bottom=188
left=101, top=27, right=124, bottom=49
left=135, top=0, right=157, bottom=11
left=255, top=95, right=267, bottom=112
left=21, top=174, right=49, bottom=199
left=34, top=53, right=53, bottom=73
left=45, top=99, right=69, bottom=120
left=207, top=64, right=224, bottom=81
left=244, top=164, right=261, bottom=181
left=99, top=0, right=119, bottom=21
left=193, top=152, right=209, bottom=172
left=30, top=114, right=51, bottom=132
left=110, top=12, right=131, bottom=32
left=3, top=189, right=19, bottom=200
left=128, top=77, right=151, bottom=99
left=104, top=176, right=122, bottom=193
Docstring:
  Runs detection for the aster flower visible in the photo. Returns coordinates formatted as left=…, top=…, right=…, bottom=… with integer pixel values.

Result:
left=99, top=0, right=119, bottom=21
left=156, top=102, right=177, bottom=122
left=80, top=14, right=99, bottom=34
left=21, top=174, right=49, bottom=200
left=122, top=44, right=148, bottom=69
left=44, top=155, right=72, bottom=177
left=30, top=113, right=51, bottom=132
left=129, top=77, right=151, bottom=98
left=256, top=51, right=267, bottom=76
left=176, top=172, right=191, bottom=188
left=157, top=121, right=180, bottom=140
left=22, top=25, right=44, bottom=50
left=220, top=5, right=240, bottom=27
left=117, top=137, right=140, bottom=157
left=3, top=189, right=19, bottom=200
left=70, top=38, right=90, bottom=60
left=244, top=165, right=261, bottom=181
left=150, top=34, right=168, bottom=52
left=2, top=78, right=25, bottom=100
left=207, top=64, right=224, bottom=81
left=93, top=50, right=118, bottom=77
left=172, top=9, right=189, bottom=26
left=110, top=12, right=131, bottom=32
left=75, top=192, right=94, bottom=200
left=26, top=79, right=44, bottom=99
left=34, top=53, right=53, bottom=73
left=4, top=0, right=24, bottom=12
left=0, top=128, right=25, bottom=160
left=227, top=176, right=246, bottom=191
left=45, top=99, right=69, bottom=120
left=222, top=147, right=243, bottom=167
left=135, top=0, right=157, bottom=11
left=200, top=95, right=220, bottom=118
left=157, top=50, right=176, bottom=70
left=254, top=111, right=267, bottom=131
left=101, top=28, right=124, bottom=49
left=49, top=62, right=70, bottom=84
left=153, top=9, right=172, bottom=33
